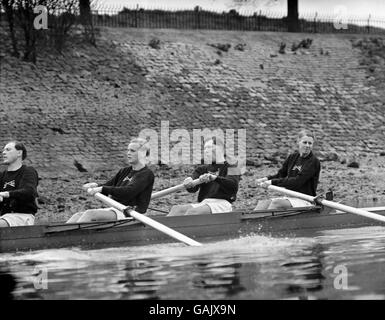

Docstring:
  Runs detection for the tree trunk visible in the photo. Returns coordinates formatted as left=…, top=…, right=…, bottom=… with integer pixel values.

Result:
left=2, top=0, right=19, bottom=57
left=16, top=0, right=36, bottom=63
left=287, top=0, right=299, bottom=32
left=79, top=0, right=96, bottom=45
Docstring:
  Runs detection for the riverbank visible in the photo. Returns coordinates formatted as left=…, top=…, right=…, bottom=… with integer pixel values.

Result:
left=1, top=26, right=384, bottom=223
left=1, top=28, right=384, bottom=174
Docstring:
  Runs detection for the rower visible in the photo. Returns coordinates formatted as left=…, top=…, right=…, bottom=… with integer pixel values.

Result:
left=168, top=137, right=241, bottom=216
left=0, top=141, right=39, bottom=227
left=66, top=138, right=155, bottom=223
left=255, top=129, right=321, bottom=210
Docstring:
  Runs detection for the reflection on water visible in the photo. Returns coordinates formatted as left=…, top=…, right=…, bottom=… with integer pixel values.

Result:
left=1, top=226, right=385, bottom=299
left=191, top=261, right=245, bottom=297
left=0, top=269, right=17, bottom=300
left=279, top=244, right=325, bottom=297
left=117, top=259, right=165, bottom=300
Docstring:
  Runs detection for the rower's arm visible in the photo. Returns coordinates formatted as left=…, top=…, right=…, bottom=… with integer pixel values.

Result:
left=215, top=175, right=240, bottom=194
left=186, top=167, right=204, bottom=193
left=271, top=159, right=320, bottom=189
left=268, top=155, right=291, bottom=180
left=7, top=168, right=38, bottom=201
left=102, top=168, right=123, bottom=187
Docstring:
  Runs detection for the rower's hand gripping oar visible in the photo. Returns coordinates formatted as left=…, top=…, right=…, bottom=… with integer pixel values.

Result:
left=91, top=192, right=202, bottom=246
left=151, top=178, right=203, bottom=200
left=258, top=182, right=385, bottom=224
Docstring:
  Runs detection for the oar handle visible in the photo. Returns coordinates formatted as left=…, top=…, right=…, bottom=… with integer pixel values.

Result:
left=94, top=192, right=202, bottom=246
left=259, top=183, right=385, bottom=224
left=151, top=178, right=202, bottom=200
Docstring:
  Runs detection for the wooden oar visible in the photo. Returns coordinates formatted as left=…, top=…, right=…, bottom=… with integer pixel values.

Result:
left=93, top=192, right=202, bottom=246
left=259, top=184, right=385, bottom=224
left=336, top=206, right=385, bottom=213
left=151, top=178, right=203, bottom=200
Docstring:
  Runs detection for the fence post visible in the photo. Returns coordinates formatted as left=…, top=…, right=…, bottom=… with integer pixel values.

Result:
left=193, top=6, right=200, bottom=29
left=134, top=4, right=138, bottom=28
left=313, top=12, right=317, bottom=33
left=367, top=14, right=371, bottom=33
left=197, top=6, right=200, bottom=29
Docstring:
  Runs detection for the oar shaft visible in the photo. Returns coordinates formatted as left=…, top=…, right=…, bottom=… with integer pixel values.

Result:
left=336, top=206, right=385, bottom=213
left=322, top=199, right=385, bottom=223
left=151, top=184, right=184, bottom=200
left=151, top=178, right=202, bottom=199
left=266, top=185, right=315, bottom=202
left=94, top=193, right=202, bottom=246
left=264, top=184, right=385, bottom=224
left=128, top=210, right=202, bottom=246
left=95, top=193, right=126, bottom=211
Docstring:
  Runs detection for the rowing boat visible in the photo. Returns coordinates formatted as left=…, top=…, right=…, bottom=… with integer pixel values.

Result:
left=1, top=205, right=385, bottom=253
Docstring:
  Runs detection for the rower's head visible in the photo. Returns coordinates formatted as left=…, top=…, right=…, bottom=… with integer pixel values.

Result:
left=127, top=137, right=149, bottom=165
left=203, top=137, right=225, bottom=164
left=297, top=130, right=314, bottom=157
left=2, top=141, right=26, bottom=166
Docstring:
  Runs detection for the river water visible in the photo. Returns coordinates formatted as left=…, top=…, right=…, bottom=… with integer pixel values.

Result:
left=1, top=225, right=385, bottom=300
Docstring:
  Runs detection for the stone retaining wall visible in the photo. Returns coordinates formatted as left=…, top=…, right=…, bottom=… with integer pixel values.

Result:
left=1, top=28, right=384, bottom=175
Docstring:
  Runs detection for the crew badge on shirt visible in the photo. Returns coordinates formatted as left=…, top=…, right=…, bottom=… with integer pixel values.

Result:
left=291, top=165, right=302, bottom=173
left=123, top=175, right=133, bottom=183
left=3, top=180, right=16, bottom=189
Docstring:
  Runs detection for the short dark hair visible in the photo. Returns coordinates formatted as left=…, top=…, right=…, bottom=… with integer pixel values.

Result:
left=12, top=141, right=27, bottom=160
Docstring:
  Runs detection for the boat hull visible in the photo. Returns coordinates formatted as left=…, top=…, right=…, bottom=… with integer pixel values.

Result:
left=1, top=207, right=385, bottom=253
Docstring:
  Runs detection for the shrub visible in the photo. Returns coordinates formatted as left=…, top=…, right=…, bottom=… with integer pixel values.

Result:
left=149, top=38, right=161, bottom=49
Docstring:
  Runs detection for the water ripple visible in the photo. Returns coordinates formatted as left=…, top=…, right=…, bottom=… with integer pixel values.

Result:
left=1, top=227, right=385, bottom=299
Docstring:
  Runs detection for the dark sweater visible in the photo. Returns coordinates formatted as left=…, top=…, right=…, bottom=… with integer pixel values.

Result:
left=187, top=162, right=240, bottom=203
left=268, top=151, right=321, bottom=196
left=101, top=166, right=154, bottom=213
left=0, top=165, right=39, bottom=215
